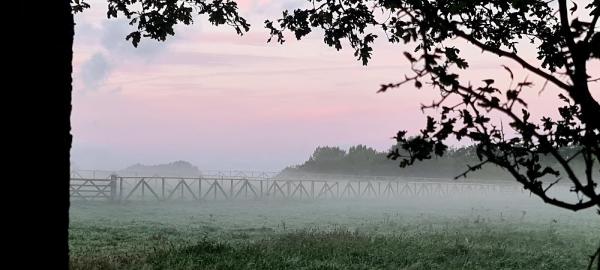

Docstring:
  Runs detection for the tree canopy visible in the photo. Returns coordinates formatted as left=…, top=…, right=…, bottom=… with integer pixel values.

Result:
left=71, top=0, right=250, bottom=46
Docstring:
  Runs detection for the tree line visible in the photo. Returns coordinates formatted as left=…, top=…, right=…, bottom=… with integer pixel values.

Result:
left=284, top=144, right=587, bottom=181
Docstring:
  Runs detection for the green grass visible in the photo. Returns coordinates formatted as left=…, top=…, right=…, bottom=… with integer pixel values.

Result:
left=147, top=229, right=590, bottom=270
left=69, top=199, right=600, bottom=269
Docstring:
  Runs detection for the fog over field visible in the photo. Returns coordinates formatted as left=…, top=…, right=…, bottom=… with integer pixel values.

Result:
left=69, top=1, right=599, bottom=269
left=70, top=146, right=599, bottom=269
left=69, top=156, right=599, bottom=269
left=70, top=188, right=599, bottom=269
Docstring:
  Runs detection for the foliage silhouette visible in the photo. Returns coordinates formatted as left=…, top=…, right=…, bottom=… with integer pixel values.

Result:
left=72, top=0, right=249, bottom=47
left=264, top=2, right=599, bottom=267
left=264, top=0, right=599, bottom=216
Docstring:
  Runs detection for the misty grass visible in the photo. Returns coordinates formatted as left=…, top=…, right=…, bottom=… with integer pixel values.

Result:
left=69, top=200, right=599, bottom=269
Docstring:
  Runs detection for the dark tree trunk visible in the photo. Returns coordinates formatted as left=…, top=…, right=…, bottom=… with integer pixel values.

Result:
left=9, top=1, right=73, bottom=268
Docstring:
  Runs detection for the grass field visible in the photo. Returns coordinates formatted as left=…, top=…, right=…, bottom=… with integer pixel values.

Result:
left=70, top=194, right=599, bottom=269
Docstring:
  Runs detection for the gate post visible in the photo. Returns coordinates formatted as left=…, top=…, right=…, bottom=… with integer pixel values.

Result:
left=110, top=174, right=118, bottom=202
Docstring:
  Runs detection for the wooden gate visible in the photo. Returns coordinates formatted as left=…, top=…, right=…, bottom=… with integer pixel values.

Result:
left=70, top=177, right=117, bottom=201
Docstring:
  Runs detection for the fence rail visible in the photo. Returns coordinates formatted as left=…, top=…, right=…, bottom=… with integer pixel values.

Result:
left=70, top=173, right=526, bottom=202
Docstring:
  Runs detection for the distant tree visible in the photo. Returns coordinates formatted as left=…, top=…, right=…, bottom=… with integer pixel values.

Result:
left=310, top=146, right=346, bottom=162
left=345, top=145, right=384, bottom=173
left=288, top=144, right=512, bottom=178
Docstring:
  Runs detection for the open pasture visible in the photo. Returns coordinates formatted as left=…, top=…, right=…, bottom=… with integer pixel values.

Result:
left=70, top=193, right=599, bottom=269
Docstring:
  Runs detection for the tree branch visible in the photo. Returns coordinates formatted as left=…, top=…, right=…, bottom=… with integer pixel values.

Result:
left=558, top=0, right=577, bottom=54
left=584, top=12, right=599, bottom=43
left=501, top=160, right=597, bottom=211
left=453, top=30, right=572, bottom=91
left=454, top=83, right=599, bottom=203
left=454, top=159, right=489, bottom=180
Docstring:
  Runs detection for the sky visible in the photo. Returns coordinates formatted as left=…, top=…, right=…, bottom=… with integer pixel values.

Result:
left=71, top=0, right=598, bottom=172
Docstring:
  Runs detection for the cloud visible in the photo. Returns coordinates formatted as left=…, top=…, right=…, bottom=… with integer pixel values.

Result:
left=101, top=19, right=173, bottom=60
left=74, top=17, right=177, bottom=93
left=79, top=52, right=111, bottom=91
left=74, top=21, right=102, bottom=44
left=237, top=0, right=307, bottom=14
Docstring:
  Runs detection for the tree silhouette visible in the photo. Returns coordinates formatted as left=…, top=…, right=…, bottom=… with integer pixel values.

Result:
left=265, top=1, right=598, bottom=267
left=72, top=0, right=249, bottom=45
left=265, top=0, right=599, bottom=212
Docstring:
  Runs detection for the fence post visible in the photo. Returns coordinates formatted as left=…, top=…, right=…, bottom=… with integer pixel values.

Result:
left=110, top=174, right=118, bottom=202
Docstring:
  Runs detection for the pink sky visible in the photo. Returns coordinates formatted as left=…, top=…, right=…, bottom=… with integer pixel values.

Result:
left=71, top=0, right=599, bottom=171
